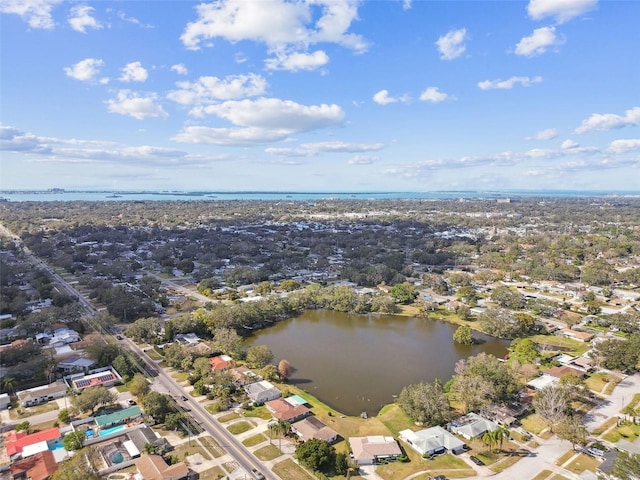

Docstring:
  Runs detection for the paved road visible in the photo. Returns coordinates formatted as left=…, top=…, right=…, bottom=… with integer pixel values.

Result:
left=122, top=337, right=277, bottom=480
left=584, top=373, right=640, bottom=433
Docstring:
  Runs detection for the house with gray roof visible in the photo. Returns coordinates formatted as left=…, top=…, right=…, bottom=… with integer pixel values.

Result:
left=399, top=426, right=466, bottom=456
left=244, top=380, right=281, bottom=405
left=449, top=413, right=499, bottom=440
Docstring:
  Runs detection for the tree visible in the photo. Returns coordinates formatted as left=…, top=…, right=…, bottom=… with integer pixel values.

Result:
left=490, top=286, right=524, bottom=309
left=533, top=384, right=570, bottom=432
left=453, top=325, right=474, bottom=345
left=611, top=451, right=640, bottom=480
left=1, top=375, right=17, bottom=394
left=124, top=317, right=161, bottom=343
left=279, top=279, right=301, bottom=292
left=51, top=446, right=100, bottom=480
left=451, top=374, right=494, bottom=413
left=389, top=283, right=418, bottom=304
left=593, top=332, right=640, bottom=373
left=296, top=438, right=338, bottom=473
left=452, top=353, right=521, bottom=407
left=211, top=327, right=244, bottom=356
left=63, top=430, right=85, bottom=451
left=141, top=392, right=174, bottom=423
left=15, top=421, right=31, bottom=433
left=278, top=359, right=293, bottom=380
left=129, top=373, right=150, bottom=398
left=512, top=338, right=539, bottom=364
left=398, top=380, right=451, bottom=426
left=71, top=386, right=117, bottom=414
left=371, top=295, right=400, bottom=314
left=58, top=409, right=71, bottom=424
left=246, top=345, right=274, bottom=368
left=556, top=415, right=588, bottom=450
left=112, top=354, right=135, bottom=381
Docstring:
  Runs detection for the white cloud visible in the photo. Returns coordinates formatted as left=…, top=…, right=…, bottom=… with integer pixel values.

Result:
left=349, top=155, right=378, bottom=165
left=478, top=76, right=543, bottom=90
left=0, top=0, right=61, bottom=29
left=119, top=62, right=148, bottom=82
left=561, top=139, right=579, bottom=149
left=435, top=28, right=467, bottom=60
left=515, top=26, right=563, bottom=57
left=373, top=89, right=410, bottom=105
left=170, top=64, right=188, bottom=75
left=64, top=58, right=106, bottom=83
left=402, top=0, right=412, bottom=10
left=527, top=128, right=558, bottom=140
left=609, top=139, right=640, bottom=154
left=117, top=10, right=153, bottom=28
left=265, top=50, right=329, bottom=71
left=419, top=87, right=451, bottom=103
left=527, top=0, right=598, bottom=23
left=172, top=126, right=290, bottom=146
left=575, top=107, right=640, bottom=134
left=266, top=141, right=384, bottom=157
left=68, top=5, right=102, bottom=33
left=106, top=90, right=168, bottom=120
left=180, top=0, right=368, bottom=54
left=199, top=98, right=345, bottom=132
left=167, top=74, right=267, bottom=106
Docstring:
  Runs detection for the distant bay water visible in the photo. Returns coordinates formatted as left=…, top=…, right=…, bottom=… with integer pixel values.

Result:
left=1, top=189, right=638, bottom=202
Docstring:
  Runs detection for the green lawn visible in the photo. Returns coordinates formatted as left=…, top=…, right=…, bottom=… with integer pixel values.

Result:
left=556, top=450, right=577, bottom=466
left=272, top=458, right=314, bottom=480
left=227, top=421, right=253, bottom=435
left=242, top=433, right=267, bottom=447
left=216, top=412, right=240, bottom=423
left=243, top=406, right=273, bottom=420
left=565, top=453, right=601, bottom=474
left=592, top=417, right=617, bottom=436
left=530, top=335, right=589, bottom=355
left=172, top=442, right=212, bottom=461
left=531, top=470, right=553, bottom=480
left=199, top=436, right=225, bottom=458
left=254, top=444, right=283, bottom=461
left=603, top=421, right=640, bottom=443
left=196, top=466, right=226, bottom=480
left=521, top=414, right=552, bottom=438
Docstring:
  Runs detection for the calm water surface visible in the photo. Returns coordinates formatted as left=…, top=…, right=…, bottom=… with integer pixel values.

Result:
left=249, top=310, right=509, bottom=417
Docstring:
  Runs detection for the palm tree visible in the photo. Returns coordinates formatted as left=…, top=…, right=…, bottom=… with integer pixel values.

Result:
left=275, top=419, right=290, bottom=451
left=267, top=421, right=278, bottom=445
left=481, top=430, right=495, bottom=453
left=1, top=376, right=17, bottom=395
left=494, top=425, right=510, bottom=452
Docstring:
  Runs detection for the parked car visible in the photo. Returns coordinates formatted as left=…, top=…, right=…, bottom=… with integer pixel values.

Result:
left=181, top=395, right=188, bottom=401
left=251, top=469, right=266, bottom=480
left=470, top=455, right=485, bottom=466
left=584, top=447, right=605, bottom=458
left=434, top=475, right=447, bottom=480
left=127, top=399, right=137, bottom=406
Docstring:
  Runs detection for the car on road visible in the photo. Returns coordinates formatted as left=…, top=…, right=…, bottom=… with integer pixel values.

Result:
left=470, top=455, right=485, bottom=466
left=251, top=469, right=266, bottom=480
left=434, top=475, right=447, bottom=480
left=181, top=395, right=188, bottom=401
left=116, top=335, right=123, bottom=340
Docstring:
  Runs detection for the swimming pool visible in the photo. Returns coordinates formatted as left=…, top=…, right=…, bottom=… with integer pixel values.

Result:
left=99, top=425, right=127, bottom=437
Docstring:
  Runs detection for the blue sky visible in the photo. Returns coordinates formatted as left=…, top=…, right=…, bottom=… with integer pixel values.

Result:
left=1, top=0, right=639, bottom=192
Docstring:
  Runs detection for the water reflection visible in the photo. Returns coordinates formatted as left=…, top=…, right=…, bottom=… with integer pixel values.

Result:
left=249, top=310, right=509, bottom=416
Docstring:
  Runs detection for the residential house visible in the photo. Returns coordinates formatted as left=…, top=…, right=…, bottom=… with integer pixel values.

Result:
left=0, top=326, right=26, bottom=342
left=9, top=450, right=58, bottom=480
left=291, top=416, right=339, bottom=443
left=134, top=454, right=194, bottom=480
left=4, top=427, right=62, bottom=459
left=526, top=374, right=560, bottom=391
left=485, top=404, right=529, bottom=426
left=544, top=365, right=585, bottom=379
left=559, top=328, right=595, bottom=342
left=244, top=380, right=281, bottom=405
left=348, top=436, right=402, bottom=465
left=266, top=397, right=310, bottom=423
left=17, top=382, right=68, bottom=408
left=66, top=366, right=122, bottom=391
left=174, top=333, right=201, bottom=346
left=57, top=356, right=97, bottom=373
left=229, top=366, right=260, bottom=386
left=209, top=354, right=234, bottom=372
left=449, top=413, right=499, bottom=440
left=399, top=426, right=466, bottom=456
left=95, top=406, right=143, bottom=431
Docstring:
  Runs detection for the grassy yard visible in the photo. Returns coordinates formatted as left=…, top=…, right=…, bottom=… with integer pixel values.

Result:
left=603, top=421, right=640, bottom=443
left=226, top=421, right=253, bottom=435
left=196, top=466, right=226, bottom=480
left=272, top=458, right=314, bottom=480
left=377, top=445, right=471, bottom=480
left=254, top=444, right=284, bottom=461
left=10, top=402, right=58, bottom=419
left=243, top=405, right=273, bottom=420
left=556, top=450, right=577, bottom=466
left=592, top=417, right=618, bottom=436
left=172, top=442, right=212, bottom=461
left=565, top=453, right=601, bottom=474
left=531, top=470, right=553, bottom=480
left=171, top=371, right=190, bottom=383
left=144, top=348, right=164, bottom=361
left=530, top=334, right=590, bottom=356
left=216, top=412, right=240, bottom=423
left=242, top=433, right=267, bottom=447
left=520, top=414, right=552, bottom=438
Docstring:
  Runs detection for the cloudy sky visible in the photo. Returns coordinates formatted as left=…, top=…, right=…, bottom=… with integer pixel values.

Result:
left=1, top=0, right=639, bottom=192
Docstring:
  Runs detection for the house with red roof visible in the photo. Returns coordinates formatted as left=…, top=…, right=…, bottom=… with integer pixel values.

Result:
left=209, top=355, right=234, bottom=372
left=266, top=397, right=310, bottom=423
left=10, top=451, right=58, bottom=480
left=4, top=427, right=61, bottom=458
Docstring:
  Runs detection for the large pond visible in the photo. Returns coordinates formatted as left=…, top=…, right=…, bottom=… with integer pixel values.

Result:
left=249, top=310, right=510, bottom=417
